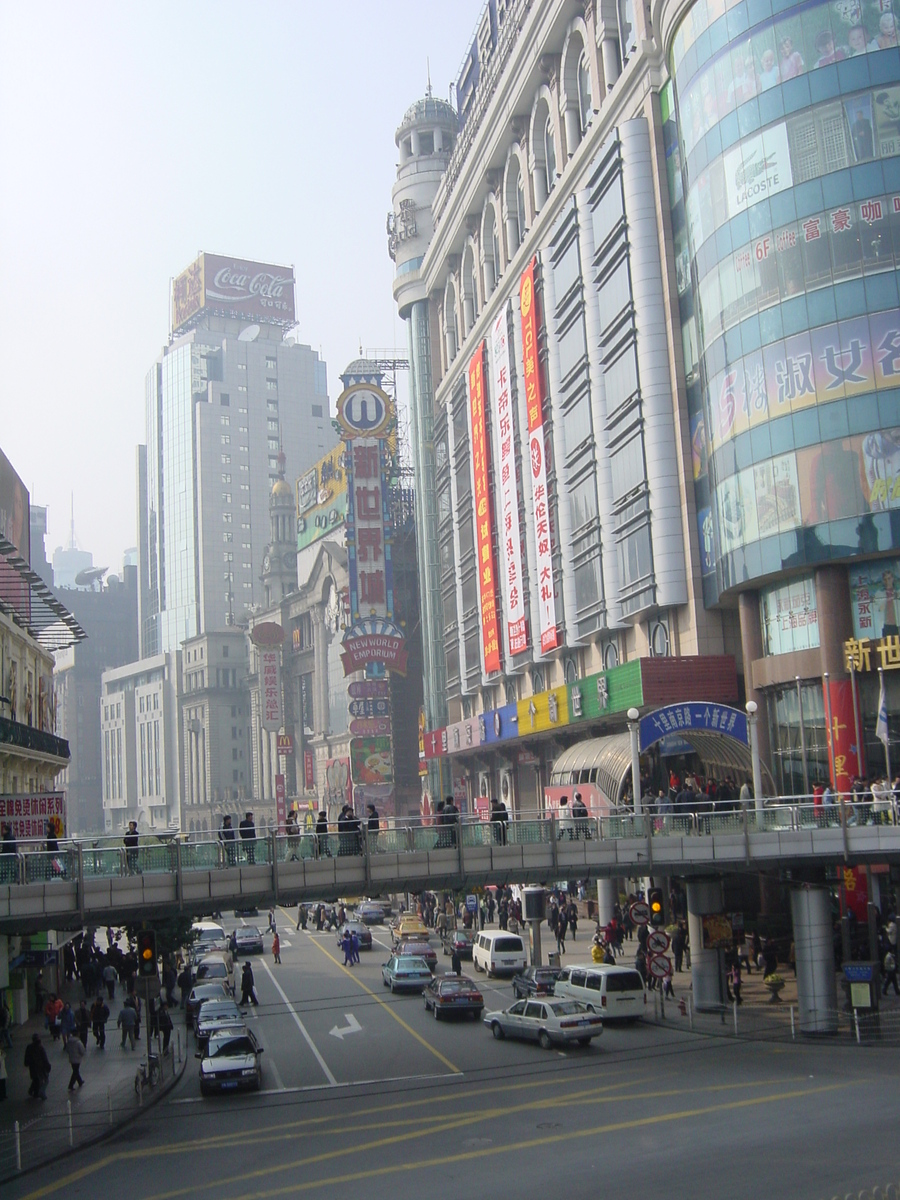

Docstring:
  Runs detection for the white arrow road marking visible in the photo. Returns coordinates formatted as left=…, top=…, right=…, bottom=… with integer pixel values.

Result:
left=329, top=1013, right=362, bottom=1040
left=260, top=957, right=337, bottom=1085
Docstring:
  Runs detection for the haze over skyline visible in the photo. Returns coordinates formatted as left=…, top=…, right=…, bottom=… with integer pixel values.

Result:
left=0, top=1, right=482, bottom=574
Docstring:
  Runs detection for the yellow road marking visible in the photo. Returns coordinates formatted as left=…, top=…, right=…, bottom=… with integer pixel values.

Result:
left=306, top=935, right=462, bottom=1075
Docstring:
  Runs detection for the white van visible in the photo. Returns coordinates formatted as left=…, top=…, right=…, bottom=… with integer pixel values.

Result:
left=472, top=931, right=528, bottom=977
left=192, top=920, right=226, bottom=947
left=553, top=964, right=646, bottom=1021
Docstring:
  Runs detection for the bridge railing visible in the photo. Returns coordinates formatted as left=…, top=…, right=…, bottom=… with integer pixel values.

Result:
left=1, top=798, right=897, bottom=887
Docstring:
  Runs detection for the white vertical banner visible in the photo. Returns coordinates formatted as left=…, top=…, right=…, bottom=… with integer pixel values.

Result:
left=490, top=306, right=529, bottom=655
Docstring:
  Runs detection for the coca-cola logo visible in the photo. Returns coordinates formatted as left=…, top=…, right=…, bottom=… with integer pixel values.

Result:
left=207, top=267, right=291, bottom=303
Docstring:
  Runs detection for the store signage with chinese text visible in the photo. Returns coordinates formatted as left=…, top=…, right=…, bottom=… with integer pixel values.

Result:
left=0, top=792, right=66, bottom=841
left=519, top=258, right=557, bottom=654
left=303, top=750, right=315, bottom=790
left=469, top=341, right=502, bottom=673
left=490, top=307, right=528, bottom=656
left=259, top=648, right=283, bottom=731
left=844, top=635, right=900, bottom=671
left=639, top=703, right=748, bottom=752
left=275, top=774, right=286, bottom=831
left=276, top=734, right=294, bottom=756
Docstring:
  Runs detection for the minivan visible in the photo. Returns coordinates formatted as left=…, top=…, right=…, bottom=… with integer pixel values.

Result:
left=472, top=931, right=528, bottom=977
left=192, top=920, right=226, bottom=947
left=553, top=964, right=646, bottom=1021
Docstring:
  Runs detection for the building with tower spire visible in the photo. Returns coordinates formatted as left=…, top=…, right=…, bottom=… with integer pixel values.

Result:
left=261, top=450, right=298, bottom=608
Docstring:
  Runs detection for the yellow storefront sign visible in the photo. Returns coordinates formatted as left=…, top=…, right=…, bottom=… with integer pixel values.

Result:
left=517, top=686, right=570, bottom=734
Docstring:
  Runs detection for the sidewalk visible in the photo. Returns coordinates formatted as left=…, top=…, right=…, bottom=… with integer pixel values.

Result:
left=0, top=976, right=187, bottom=1182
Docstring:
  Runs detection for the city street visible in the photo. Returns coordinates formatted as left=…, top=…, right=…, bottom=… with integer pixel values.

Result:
left=5, top=907, right=900, bottom=1200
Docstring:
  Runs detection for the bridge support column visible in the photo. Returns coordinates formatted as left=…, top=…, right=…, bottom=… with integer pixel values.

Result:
left=686, top=878, right=725, bottom=1011
left=596, top=879, right=617, bottom=928
left=791, top=885, right=838, bottom=1034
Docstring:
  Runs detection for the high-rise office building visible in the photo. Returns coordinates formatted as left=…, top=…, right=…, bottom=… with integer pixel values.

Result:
left=138, top=252, right=334, bottom=660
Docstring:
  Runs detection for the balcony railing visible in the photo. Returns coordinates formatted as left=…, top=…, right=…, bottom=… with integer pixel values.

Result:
left=0, top=715, right=69, bottom=760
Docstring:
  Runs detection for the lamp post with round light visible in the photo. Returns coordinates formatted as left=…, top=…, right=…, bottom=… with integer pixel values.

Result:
left=627, top=707, right=642, bottom=817
left=745, top=700, right=764, bottom=818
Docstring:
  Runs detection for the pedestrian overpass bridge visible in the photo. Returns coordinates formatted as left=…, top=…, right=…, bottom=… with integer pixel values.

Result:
left=3, top=805, right=899, bottom=935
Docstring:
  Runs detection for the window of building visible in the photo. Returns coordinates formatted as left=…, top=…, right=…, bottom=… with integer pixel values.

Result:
left=267, top=400, right=278, bottom=413
left=221, top=453, right=231, bottom=464
left=618, top=0, right=637, bottom=65
left=222, top=511, right=232, bottom=523
left=222, top=493, right=232, bottom=504
left=221, top=435, right=230, bottom=445
left=267, top=418, right=279, bottom=432
left=221, top=414, right=230, bottom=426
left=222, top=644, right=229, bottom=658
left=223, top=531, right=233, bottom=543
left=577, top=51, right=593, bottom=136
left=312, top=404, right=323, bottom=417
left=238, top=363, right=246, bottom=371
left=220, top=393, right=230, bottom=406
left=266, top=379, right=277, bottom=391
left=544, top=115, right=557, bottom=190
left=266, top=357, right=276, bottom=370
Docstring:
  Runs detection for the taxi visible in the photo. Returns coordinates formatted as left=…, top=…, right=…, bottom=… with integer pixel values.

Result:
left=392, top=916, right=428, bottom=943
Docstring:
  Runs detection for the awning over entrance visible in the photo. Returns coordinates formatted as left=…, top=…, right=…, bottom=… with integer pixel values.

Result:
left=550, top=728, right=773, bottom=808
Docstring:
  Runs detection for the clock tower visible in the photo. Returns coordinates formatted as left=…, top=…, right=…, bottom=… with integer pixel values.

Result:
left=261, top=450, right=297, bottom=607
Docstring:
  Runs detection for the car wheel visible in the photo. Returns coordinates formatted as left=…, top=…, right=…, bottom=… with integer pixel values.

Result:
left=578, top=1037, right=592, bottom=1047
left=538, top=1030, right=553, bottom=1050
left=491, top=1021, right=505, bottom=1040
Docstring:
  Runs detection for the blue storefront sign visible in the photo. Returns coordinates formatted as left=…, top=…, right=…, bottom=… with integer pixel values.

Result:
left=639, top=703, right=748, bottom=752
left=480, top=703, right=517, bottom=744
left=843, top=963, right=874, bottom=983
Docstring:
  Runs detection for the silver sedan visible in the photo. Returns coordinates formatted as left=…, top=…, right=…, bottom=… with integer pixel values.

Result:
left=483, top=998, right=603, bottom=1049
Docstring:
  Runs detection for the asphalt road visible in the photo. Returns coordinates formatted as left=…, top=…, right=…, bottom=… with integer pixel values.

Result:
left=7, top=907, right=900, bottom=1200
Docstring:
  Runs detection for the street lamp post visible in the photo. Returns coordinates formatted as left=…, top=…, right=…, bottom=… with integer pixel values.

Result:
left=627, top=707, right=642, bottom=817
left=745, top=700, right=764, bottom=818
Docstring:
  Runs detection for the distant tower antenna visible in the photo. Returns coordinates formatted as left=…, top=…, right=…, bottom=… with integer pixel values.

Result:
left=426, top=58, right=432, bottom=97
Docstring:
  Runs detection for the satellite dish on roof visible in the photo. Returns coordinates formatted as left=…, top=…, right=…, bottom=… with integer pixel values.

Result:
left=238, top=324, right=260, bottom=342
left=75, top=566, right=108, bottom=588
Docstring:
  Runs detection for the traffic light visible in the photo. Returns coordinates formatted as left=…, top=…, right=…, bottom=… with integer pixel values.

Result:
left=137, top=929, right=157, bottom=979
left=649, top=888, right=664, bottom=929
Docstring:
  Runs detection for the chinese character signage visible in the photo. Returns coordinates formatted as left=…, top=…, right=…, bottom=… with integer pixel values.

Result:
left=0, top=792, right=66, bottom=841
left=469, top=341, right=502, bottom=674
left=844, top=634, right=900, bottom=671
left=849, top=558, right=900, bottom=640
left=259, top=647, right=282, bottom=731
left=303, top=750, right=315, bottom=790
left=760, top=577, right=819, bottom=656
left=275, top=774, right=286, bottom=831
left=296, top=443, right=348, bottom=552
left=519, top=257, right=558, bottom=654
left=824, top=678, right=860, bottom=794
left=490, top=306, right=528, bottom=656
left=639, top=703, right=747, bottom=751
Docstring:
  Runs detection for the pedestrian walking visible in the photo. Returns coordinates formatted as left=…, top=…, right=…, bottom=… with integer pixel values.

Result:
left=158, top=1002, right=173, bottom=1053
left=66, top=1036, right=85, bottom=1090
left=102, top=961, right=117, bottom=1000
left=663, top=961, right=676, bottom=999
left=177, top=962, right=192, bottom=1008
left=342, top=929, right=353, bottom=966
left=24, top=1033, right=50, bottom=1099
left=75, top=1000, right=90, bottom=1048
left=556, top=909, right=568, bottom=956
left=240, top=962, right=258, bottom=1006
left=451, top=947, right=462, bottom=975
left=272, top=932, right=281, bottom=964
left=59, top=1002, right=76, bottom=1047
left=731, top=960, right=743, bottom=1005
left=883, top=949, right=899, bottom=996
left=297, top=903, right=307, bottom=931
left=117, top=1003, right=137, bottom=1050
left=268, top=908, right=277, bottom=934
left=239, top=811, right=257, bottom=863
left=90, top=996, right=109, bottom=1048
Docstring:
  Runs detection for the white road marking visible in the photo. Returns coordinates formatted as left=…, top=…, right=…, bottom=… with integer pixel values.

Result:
left=259, top=957, right=337, bottom=1086
left=329, top=1013, right=362, bottom=1040
left=170, top=1072, right=462, bottom=1103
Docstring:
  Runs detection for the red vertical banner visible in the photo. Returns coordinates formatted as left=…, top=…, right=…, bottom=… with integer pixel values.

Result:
left=303, top=750, right=315, bottom=790
left=468, top=341, right=502, bottom=674
left=519, top=258, right=558, bottom=654
left=275, top=774, right=286, bottom=832
left=842, top=865, right=868, bottom=922
left=824, top=678, right=861, bottom=795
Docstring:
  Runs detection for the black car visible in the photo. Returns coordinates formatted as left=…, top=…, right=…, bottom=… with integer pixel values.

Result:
left=234, top=906, right=259, bottom=917
left=335, top=921, right=373, bottom=951
left=511, top=966, right=562, bottom=1000
left=441, top=929, right=475, bottom=959
left=234, top=926, right=265, bottom=955
left=423, top=974, right=484, bottom=1020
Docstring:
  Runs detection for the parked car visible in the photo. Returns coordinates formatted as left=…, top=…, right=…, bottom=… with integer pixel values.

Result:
left=423, top=975, right=483, bottom=1020
left=394, top=937, right=437, bottom=972
left=511, top=966, right=563, bottom=999
left=355, top=901, right=386, bottom=925
left=441, top=929, right=475, bottom=959
left=185, top=982, right=231, bottom=1026
left=234, top=926, right=265, bottom=956
left=336, top=921, right=373, bottom=951
left=483, top=998, right=604, bottom=1048
left=381, top=955, right=433, bottom=993
left=194, top=998, right=246, bottom=1046
left=198, top=1029, right=263, bottom=1095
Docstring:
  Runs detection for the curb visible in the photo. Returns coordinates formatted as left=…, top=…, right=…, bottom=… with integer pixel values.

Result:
left=0, top=1050, right=187, bottom=1186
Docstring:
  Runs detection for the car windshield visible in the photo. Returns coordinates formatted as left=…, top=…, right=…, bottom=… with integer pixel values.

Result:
left=209, top=1036, right=255, bottom=1058
left=606, top=972, right=644, bottom=991
left=440, top=980, right=474, bottom=993
left=548, top=1001, right=588, bottom=1016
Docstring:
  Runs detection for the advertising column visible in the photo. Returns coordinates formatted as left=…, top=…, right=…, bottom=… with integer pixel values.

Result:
left=251, top=621, right=285, bottom=830
left=468, top=341, right=502, bottom=674
left=338, top=375, right=406, bottom=820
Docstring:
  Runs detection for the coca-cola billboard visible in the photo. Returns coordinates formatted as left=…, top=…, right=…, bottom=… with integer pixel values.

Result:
left=172, top=253, right=295, bottom=331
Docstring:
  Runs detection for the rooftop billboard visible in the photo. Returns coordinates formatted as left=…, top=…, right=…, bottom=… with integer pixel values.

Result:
left=297, top=443, right=347, bottom=552
left=172, top=253, right=295, bottom=332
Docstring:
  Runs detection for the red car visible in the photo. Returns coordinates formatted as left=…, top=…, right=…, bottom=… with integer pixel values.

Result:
left=423, top=975, right=484, bottom=1020
left=441, top=929, right=475, bottom=959
left=395, top=937, right=437, bottom=972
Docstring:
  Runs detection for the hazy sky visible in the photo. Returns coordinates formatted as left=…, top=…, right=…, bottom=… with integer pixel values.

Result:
left=0, top=1, right=482, bottom=573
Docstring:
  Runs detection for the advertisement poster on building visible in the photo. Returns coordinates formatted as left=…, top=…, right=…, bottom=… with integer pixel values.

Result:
left=722, top=123, right=793, bottom=219
left=259, top=648, right=282, bottom=731
left=824, top=677, right=861, bottom=795
left=296, top=444, right=348, bottom=552
left=0, top=792, right=66, bottom=841
left=350, top=736, right=393, bottom=785
left=172, top=253, right=295, bottom=331
left=275, top=775, right=286, bottom=831
left=490, top=306, right=529, bottom=656
left=324, top=758, right=351, bottom=817
left=849, top=558, right=900, bottom=639
left=519, top=258, right=558, bottom=654
left=468, top=341, right=502, bottom=673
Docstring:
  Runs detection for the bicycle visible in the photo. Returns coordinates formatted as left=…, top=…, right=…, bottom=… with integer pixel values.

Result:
left=134, top=1051, right=160, bottom=1094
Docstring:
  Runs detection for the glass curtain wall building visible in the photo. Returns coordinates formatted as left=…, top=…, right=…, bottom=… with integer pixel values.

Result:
left=661, top=0, right=900, bottom=792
